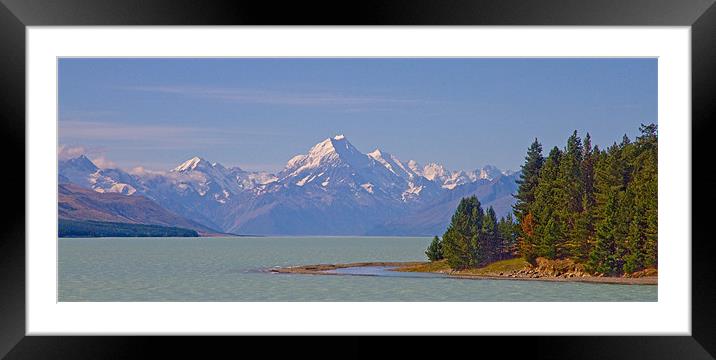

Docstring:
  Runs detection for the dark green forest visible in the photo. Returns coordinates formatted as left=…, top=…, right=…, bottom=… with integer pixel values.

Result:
left=59, top=219, right=199, bottom=238
left=428, top=124, right=657, bottom=276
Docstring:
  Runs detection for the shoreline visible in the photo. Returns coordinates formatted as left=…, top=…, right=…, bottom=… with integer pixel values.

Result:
left=270, top=261, right=658, bottom=285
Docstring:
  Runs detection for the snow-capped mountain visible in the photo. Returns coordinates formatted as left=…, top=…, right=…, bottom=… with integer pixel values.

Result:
left=406, top=161, right=507, bottom=189
left=478, top=165, right=505, bottom=180
left=131, top=156, right=278, bottom=230
left=58, top=135, right=518, bottom=235
left=59, top=155, right=139, bottom=195
left=366, top=149, right=442, bottom=202
left=274, top=135, right=412, bottom=202
left=228, top=167, right=277, bottom=193
left=367, top=148, right=416, bottom=180
left=169, top=156, right=243, bottom=198
left=168, top=156, right=277, bottom=197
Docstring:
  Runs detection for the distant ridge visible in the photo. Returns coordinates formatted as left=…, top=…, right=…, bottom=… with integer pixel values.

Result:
left=59, top=219, right=199, bottom=238
left=58, top=183, right=221, bottom=236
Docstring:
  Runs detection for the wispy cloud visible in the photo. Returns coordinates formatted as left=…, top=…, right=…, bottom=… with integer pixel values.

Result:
left=60, top=120, right=207, bottom=141
left=60, top=110, right=119, bottom=119
left=58, top=144, right=118, bottom=169
left=232, top=162, right=285, bottom=172
left=127, top=166, right=167, bottom=176
left=90, top=155, right=118, bottom=169
left=57, top=144, right=89, bottom=160
left=122, top=85, right=426, bottom=107
left=59, top=120, right=287, bottom=147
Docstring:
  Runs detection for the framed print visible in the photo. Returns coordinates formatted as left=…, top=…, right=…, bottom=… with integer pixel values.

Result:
left=2, top=0, right=715, bottom=358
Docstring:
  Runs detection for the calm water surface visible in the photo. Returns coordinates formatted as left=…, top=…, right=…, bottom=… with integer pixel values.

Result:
left=58, top=236, right=657, bottom=301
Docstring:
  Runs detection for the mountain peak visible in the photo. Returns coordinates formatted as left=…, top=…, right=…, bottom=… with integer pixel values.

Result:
left=421, top=163, right=448, bottom=181
left=368, top=148, right=402, bottom=166
left=305, top=135, right=361, bottom=159
left=368, top=148, right=385, bottom=158
left=478, top=165, right=503, bottom=180
left=172, top=156, right=209, bottom=172
left=368, top=148, right=420, bottom=180
left=62, top=154, right=99, bottom=172
left=283, top=135, right=372, bottom=177
left=308, top=138, right=338, bottom=158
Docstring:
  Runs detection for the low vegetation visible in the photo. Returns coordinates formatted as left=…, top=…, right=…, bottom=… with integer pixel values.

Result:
left=398, top=259, right=451, bottom=273
left=457, top=258, right=530, bottom=276
left=399, top=258, right=529, bottom=275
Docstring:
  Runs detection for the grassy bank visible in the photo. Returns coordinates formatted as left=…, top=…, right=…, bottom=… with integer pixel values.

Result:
left=397, top=258, right=529, bottom=275
left=274, top=257, right=657, bottom=285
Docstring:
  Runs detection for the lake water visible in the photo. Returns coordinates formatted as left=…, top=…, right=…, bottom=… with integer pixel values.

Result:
left=58, top=236, right=657, bottom=301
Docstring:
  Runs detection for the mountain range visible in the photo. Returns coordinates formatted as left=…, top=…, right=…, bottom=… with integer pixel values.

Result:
left=58, top=135, right=519, bottom=236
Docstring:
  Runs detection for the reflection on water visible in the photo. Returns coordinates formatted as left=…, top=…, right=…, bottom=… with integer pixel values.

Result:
left=59, top=236, right=657, bottom=302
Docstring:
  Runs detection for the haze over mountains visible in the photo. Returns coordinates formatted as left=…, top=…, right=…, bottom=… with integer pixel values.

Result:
left=58, top=135, right=519, bottom=236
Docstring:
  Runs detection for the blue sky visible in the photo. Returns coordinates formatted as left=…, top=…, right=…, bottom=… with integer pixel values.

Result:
left=58, top=58, right=657, bottom=172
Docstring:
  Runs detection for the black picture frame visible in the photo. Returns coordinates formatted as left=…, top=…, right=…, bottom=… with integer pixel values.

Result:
left=1, top=0, right=714, bottom=358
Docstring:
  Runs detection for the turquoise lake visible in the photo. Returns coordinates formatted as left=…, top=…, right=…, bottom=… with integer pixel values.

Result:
left=58, top=236, right=657, bottom=301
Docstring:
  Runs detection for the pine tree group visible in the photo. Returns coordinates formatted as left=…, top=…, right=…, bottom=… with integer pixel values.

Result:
left=513, top=124, right=658, bottom=275
left=427, top=124, right=656, bottom=276
left=428, top=196, right=518, bottom=269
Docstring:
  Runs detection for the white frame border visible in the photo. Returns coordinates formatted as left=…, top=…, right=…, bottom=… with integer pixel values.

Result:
left=27, top=27, right=690, bottom=335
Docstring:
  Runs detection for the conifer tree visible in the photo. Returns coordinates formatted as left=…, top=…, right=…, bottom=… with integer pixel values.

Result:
left=619, top=134, right=635, bottom=189
left=581, top=133, right=597, bottom=209
left=481, top=207, right=500, bottom=263
left=589, top=191, right=620, bottom=275
left=636, top=123, right=658, bottom=268
left=513, top=139, right=544, bottom=222
left=644, top=183, right=658, bottom=268
left=558, top=130, right=584, bottom=258
left=442, top=196, right=484, bottom=270
left=595, top=143, right=624, bottom=207
left=538, top=218, right=561, bottom=259
left=425, top=236, right=444, bottom=262
left=573, top=194, right=594, bottom=262
left=519, top=212, right=537, bottom=264
left=574, top=134, right=597, bottom=261
left=623, top=203, right=646, bottom=273
left=532, top=146, right=563, bottom=259
left=498, top=214, right=519, bottom=257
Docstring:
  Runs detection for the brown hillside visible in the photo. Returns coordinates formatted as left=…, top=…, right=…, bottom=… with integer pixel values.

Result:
left=58, top=184, right=219, bottom=235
